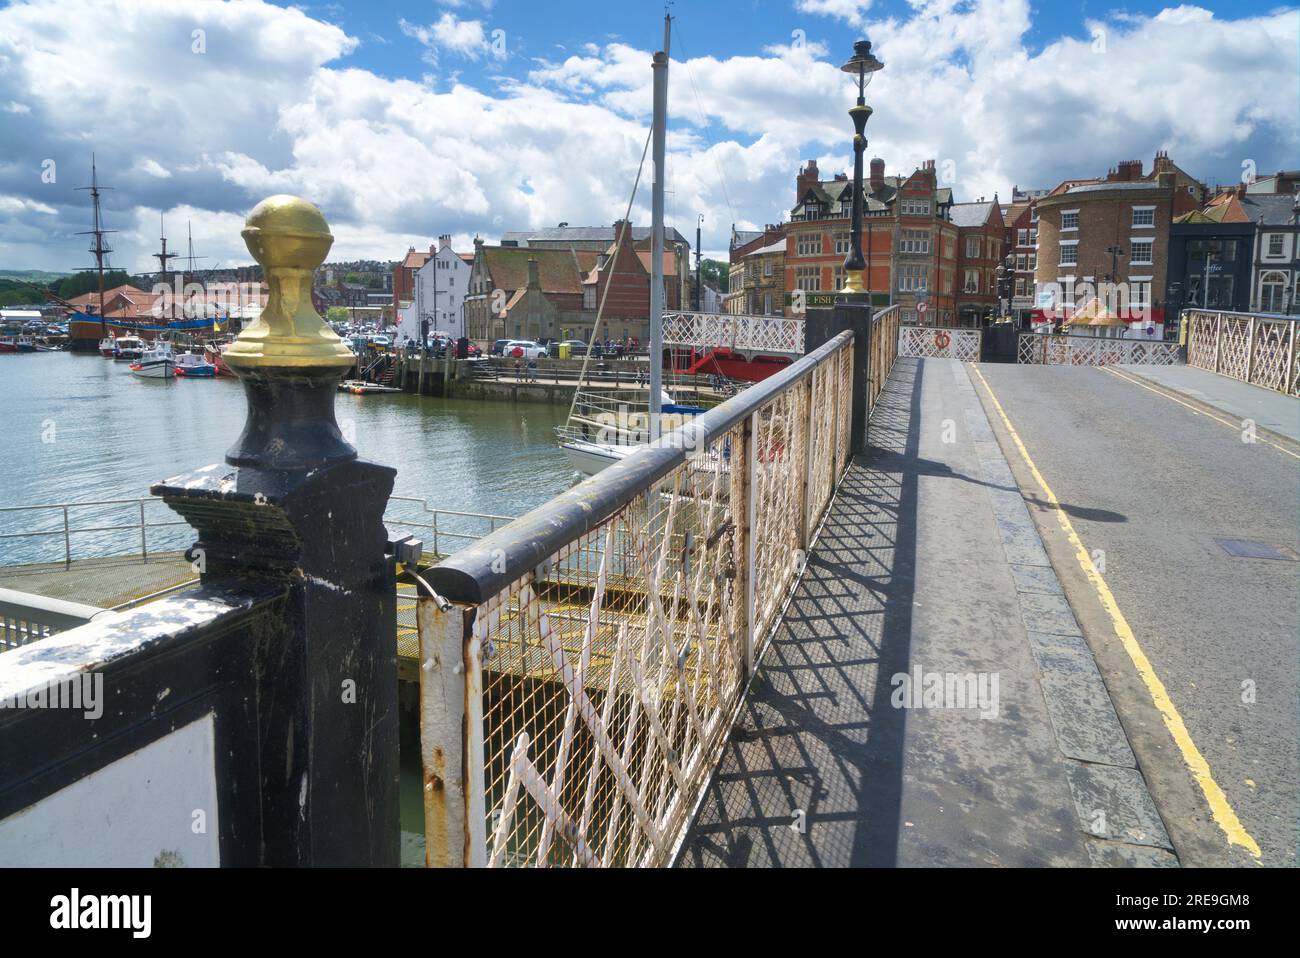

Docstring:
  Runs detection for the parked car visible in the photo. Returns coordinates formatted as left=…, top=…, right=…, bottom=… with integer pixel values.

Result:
left=491, top=339, right=512, bottom=356
left=504, top=340, right=547, bottom=360
left=559, top=339, right=588, bottom=357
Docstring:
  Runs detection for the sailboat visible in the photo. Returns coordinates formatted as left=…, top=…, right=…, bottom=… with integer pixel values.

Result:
left=556, top=16, right=708, bottom=475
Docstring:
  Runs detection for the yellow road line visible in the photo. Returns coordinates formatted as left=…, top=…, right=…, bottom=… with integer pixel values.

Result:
left=1101, top=367, right=1299, bottom=460
left=971, top=364, right=1262, bottom=860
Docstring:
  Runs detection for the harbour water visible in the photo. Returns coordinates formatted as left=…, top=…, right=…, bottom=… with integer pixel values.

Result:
left=0, top=349, right=578, bottom=866
left=0, top=351, right=576, bottom=562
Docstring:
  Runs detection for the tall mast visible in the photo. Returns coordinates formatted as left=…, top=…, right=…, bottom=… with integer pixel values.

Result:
left=649, top=13, right=670, bottom=440
left=153, top=215, right=178, bottom=286
left=75, top=154, right=115, bottom=338
left=184, top=221, right=206, bottom=323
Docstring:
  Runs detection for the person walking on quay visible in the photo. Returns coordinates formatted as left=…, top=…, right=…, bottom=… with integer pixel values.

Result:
left=515, top=359, right=523, bottom=381
left=527, top=358, right=538, bottom=383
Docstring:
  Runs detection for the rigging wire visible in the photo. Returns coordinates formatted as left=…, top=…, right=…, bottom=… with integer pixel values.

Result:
left=562, top=124, right=654, bottom=430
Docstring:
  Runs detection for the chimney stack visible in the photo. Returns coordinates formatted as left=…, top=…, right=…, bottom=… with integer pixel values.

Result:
left=870, top=157, right=885, bottom=193
left=439, top=234, right=451, bottom=250
left=527, top=256, right=540, bottom=289
left=796, top=159, right=820, bottom=204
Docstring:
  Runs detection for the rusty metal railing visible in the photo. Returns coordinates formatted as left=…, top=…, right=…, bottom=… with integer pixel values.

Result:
left=413, top=324, right=876, bottom=867
left=1185, top=309, right=1300, bottom=396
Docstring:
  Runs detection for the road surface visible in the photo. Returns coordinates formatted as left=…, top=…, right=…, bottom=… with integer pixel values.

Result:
left=973, top=362, right=1298, bottom=867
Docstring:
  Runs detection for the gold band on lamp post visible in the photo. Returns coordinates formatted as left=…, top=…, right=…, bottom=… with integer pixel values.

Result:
left=224, top=195, right=356, bottom=371
left=841, top=268, right=866, bottom=293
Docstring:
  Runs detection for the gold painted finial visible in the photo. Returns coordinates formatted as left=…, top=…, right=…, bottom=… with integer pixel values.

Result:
left=223, top=195, right=355, bottom=371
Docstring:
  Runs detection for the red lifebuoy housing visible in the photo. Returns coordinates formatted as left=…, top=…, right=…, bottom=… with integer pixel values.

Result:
left=934, top=330, right=951, bottom=350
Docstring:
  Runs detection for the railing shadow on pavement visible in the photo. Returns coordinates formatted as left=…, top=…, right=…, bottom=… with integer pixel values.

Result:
left=676, top=354, right=925, bottom=867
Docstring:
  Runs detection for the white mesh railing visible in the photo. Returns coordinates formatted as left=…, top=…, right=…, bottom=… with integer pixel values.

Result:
left=1184, top=310, right=1299, bottom=396
left=413, top=306, right=902, bottom=868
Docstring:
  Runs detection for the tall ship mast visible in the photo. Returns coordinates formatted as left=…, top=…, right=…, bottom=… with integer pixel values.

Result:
left=70, top=155, right=116, bottom=350
left=153, top=215, right=178, bottom=291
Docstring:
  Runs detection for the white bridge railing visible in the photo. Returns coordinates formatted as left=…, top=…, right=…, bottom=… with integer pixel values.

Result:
left=898, top=324, right=982, bottom=361
left=412, top=305, right=905, bottom=868
left=661, top=311, right=804, bottom=355
left=1185, top=309, right=1300, bottom=396
left=1017, top=333, right=1181, bottom=367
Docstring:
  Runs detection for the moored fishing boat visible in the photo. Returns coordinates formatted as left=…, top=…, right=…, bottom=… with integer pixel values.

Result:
left=0, top=335, right=38, bottom=353
left=203, top=341, right=235, bottom=376
left=128, top=342, right=175, bottom=378
left=113, top=335, right=145, bottom=361
left=174, top=352, right=216, bottom=377
left=98, top=336, right=117, bottom=358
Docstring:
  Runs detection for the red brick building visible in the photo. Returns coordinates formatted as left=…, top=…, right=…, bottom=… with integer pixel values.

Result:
left=950, top=199, right=1007, bottom=324
left=783, top=157, right=963, bottom=325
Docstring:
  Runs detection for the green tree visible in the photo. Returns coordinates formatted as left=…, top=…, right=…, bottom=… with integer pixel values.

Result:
left=700, top=258, right=729, bottom=293
left=326, top=306, right=350, bottom=325
left=53, top=270, right=133, bottom=300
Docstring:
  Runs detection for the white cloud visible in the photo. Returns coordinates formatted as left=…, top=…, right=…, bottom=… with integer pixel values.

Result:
left=0, top=195, right=57, bottom=216
left=795, top=0, right=875, bottom=28
left=136, top=158, right=172, bottom=179
left=0, top=0, right=1293, bottom=273
left=400, top=12, right=497, bottom=66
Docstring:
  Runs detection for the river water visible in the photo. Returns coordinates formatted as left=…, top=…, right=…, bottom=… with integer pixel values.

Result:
left=0, top=351, right=575, bottom=560
left=0, top=349, right=578, bottom=866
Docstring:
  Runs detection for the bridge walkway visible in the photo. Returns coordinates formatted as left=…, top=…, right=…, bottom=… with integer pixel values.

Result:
left=679, top=356, right=1172, bottom=867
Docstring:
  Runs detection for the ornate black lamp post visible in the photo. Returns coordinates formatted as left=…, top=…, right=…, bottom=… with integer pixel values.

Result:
left=839, top=40, right=884, bottom=294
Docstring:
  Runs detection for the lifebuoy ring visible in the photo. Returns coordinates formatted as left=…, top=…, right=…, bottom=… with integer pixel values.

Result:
left=934, top=331, right=951, bottom=350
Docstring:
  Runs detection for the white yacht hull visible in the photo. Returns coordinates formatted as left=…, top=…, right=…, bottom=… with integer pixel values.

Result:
left=562, top=440, right=636, bottom=475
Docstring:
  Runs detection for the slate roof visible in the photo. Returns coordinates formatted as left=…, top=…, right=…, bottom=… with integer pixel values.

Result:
left=1243, top=193, right=1299, bottom=226
left=947, top=201, right=995, bottom=228
left=745, top=239, right=786, bottom=257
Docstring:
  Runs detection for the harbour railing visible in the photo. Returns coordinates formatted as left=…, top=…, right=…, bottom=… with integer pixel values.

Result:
left=0, top=495, right=514, bottom=569
left=413, top=307, right=899, bottom=867
left=0, top=497, right=189, bottom=569
left=1184, top=309, right=1300, bottom=396
left=385, top=497, right=515, bottom=559
left=1016, top=332, right=1181, bottom=367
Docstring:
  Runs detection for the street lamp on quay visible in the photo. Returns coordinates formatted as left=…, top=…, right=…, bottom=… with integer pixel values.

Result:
left=839, top=40, right=885, bottom=294
left=995, top=253, right=1014, bottom=322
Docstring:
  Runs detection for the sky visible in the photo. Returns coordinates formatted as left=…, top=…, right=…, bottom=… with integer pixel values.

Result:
left=0, top=0, right=1296, bottom=271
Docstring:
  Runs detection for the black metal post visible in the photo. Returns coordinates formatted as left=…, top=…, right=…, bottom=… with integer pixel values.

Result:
left=151, top=196, right=400, bottom=866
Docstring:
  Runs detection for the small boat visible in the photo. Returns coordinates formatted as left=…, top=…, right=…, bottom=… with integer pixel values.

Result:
left=1, top=335, right=37, bottom=353
left=129, top=342, right=175, bottom=378
left=98, top=337, right=117, bottom=358
left=203, top=342, right=235, bottom=376
left=338, top=379, right=402, bottom=395
left=174, top=352, right=216, bottom=377
left=113, top=335, right=145, bottom=361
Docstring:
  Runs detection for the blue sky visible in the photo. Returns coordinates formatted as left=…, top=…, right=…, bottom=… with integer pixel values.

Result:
left=0, top=0, right=1295, bottom=270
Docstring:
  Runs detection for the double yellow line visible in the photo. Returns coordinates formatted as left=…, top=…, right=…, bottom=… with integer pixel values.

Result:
left=970, top=365, right=1262, bottom=860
